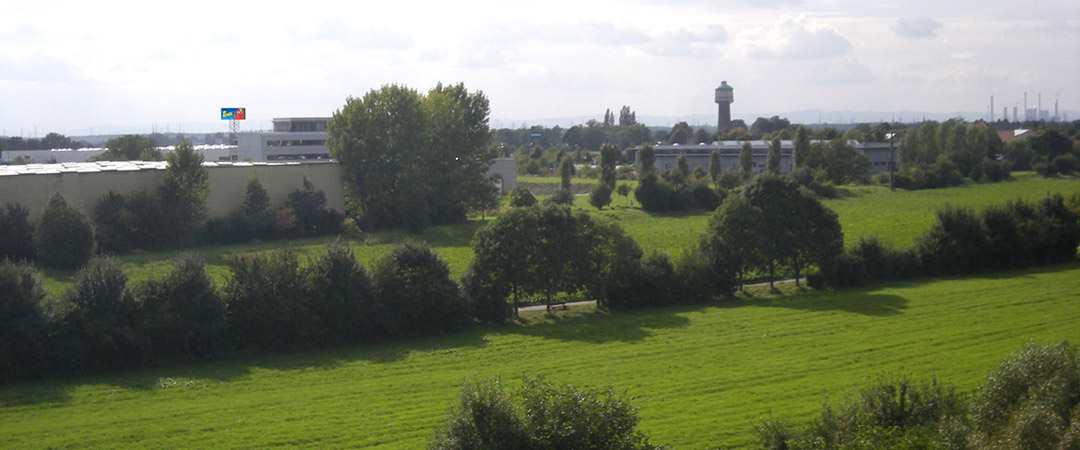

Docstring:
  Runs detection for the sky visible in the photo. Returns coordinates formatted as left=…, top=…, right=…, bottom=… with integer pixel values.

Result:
left=1, top=0, right=1078, bottom=136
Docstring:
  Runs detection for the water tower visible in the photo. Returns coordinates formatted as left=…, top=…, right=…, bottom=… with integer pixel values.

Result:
left=715, top=81, right=734, bottom=131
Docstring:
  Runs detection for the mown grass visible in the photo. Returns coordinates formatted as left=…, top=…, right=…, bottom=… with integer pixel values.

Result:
left=4, top=262, right=1079, bottom=449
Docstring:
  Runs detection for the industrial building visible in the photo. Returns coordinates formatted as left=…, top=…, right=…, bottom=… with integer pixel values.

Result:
left=638, top=140, right=894, bottom=176
left=237, top=117, right=331, bottom=161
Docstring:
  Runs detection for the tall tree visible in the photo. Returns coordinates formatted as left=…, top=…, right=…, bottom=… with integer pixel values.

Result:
left=766, top=137, right=781, bottom=174
left=327, top=83, right=493, bottom=230
left=709, top=150, right=722, bottom=185
left=739, top=142, right=754, bottom=178
left=559, top=157, right=574, bottom=192
left=160, top=139, right=208, bottom=247
left=618, top=106, right=637, bottom=126
left=793, top=126, right=810, bottom=168
left=95, top=134, right=161, bottom=161
left=599, top=144, right=618, bottom=188
left=637, top=145, right=656, bottom=177
left=603, top=109, right=615, bottom=127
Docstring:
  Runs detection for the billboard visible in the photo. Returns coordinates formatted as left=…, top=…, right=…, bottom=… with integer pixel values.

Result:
left=221, top=108, right=246, bottom=120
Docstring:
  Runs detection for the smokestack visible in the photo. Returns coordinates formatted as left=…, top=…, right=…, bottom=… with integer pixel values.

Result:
left=1038, top=93, right=1042, bottom=121
left=1024, top=92, right=1027, bottom=121
left=1055, top=98, right=1059, bottom=121
left=1004, top=107, right=1008, bottom=122
left=991, top=95, right=994, bottom=121
left=1013, top=106, right=1018, bottom=122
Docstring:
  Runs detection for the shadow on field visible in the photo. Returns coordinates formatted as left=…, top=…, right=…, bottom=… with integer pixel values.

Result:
left=0, top=331, right=489, bottom=407
left=758, top=292, right=909, bottom=317
left=502, top=305, right=694, bottom=344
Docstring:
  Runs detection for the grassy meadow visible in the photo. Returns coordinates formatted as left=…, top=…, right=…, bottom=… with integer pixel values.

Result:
left=4, top=262, right=1079, bottom=449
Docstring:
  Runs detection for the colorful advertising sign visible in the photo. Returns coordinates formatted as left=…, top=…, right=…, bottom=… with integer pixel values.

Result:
left=221, top=108, right=246, bottom=120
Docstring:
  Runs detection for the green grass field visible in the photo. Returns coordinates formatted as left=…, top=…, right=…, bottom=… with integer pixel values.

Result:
left=4, top=262, right=1079, bottom=449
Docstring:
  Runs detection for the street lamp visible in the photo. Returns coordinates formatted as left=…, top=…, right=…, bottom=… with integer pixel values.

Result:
left=885, top=132, right=897, bottom=191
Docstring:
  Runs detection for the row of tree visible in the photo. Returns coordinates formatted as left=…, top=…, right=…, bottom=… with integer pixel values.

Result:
left=815, top=192, right=1080, bottom=288
left=0, top=240, right=470, bottom=382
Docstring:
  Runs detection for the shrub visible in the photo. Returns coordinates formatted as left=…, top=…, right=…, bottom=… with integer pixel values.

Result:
left=634, top=174, right=674, bottom=212
left=35, top=193, right=95, bottom=270
left=915, top=205, right=988, bottom=274
left=1054, top=154, right=1078, bottom=174
left=125, top=189, right=169, bottom=250
left=0, top=202, right=35, bottom=262
left=689, top=178, right=721, bottom=210
left=589, top=183, right=613, bottom=210
left=304, top=240, right=380, bottom=345
left=982, top=158, right=1011, bottom=182
left=430, top=376, right=665, bottom=450
left=93, top=191, right=133, bottom=254
left=509, top=187, right=537, bottom=207
left=59, top=257, right=139, bottom=370
left=971, top=342, right=1080, bottom=449
left=819, top=236, right=912, bottom=287
left=0, top=260, right=48, bottom=381
left=546, top=188, right=575, bottom=206
left=462, top=264, right=512, bottom=324
left=372, top=241, right=470, bottom=337
left=223, top=250, right=308, bottom=351
left=285, top=177, right=341, bottom=237
left=134, top=253, right=226, bottom=363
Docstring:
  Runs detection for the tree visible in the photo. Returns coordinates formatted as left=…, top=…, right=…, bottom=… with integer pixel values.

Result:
left=35, top=193, right=94, bottom=270
left=804, top=139, right=871, bottom=185
left=327, top=83, right=493, bottom=230
left=766, top=137, right=781, bottom=174
left=694, top=128, right=711, bottom=144
left=509, top=187, right=537, bottom=207
left=603, top=109, right=615, bottom=126
left=750, top=116, right=791, bottom=138
left=93, top=191, right=134, bottom=254
left=0, top=260, right=48, bottom=381
left=0, top=203, right=35, bottom=262
left=95, top=134, right=160, bottom=161
left=709, top=150, right=722, bottom=185
left=559, top=157, right=574, bottom=191
left=637, top=145, right=656, bottom=177
left=618, top=105, right=637, bottom=126
left=373, top=241, right=469, bottom=336
left=616, top=183, right=632, bottom=206
left=599, top=144, right=618, bottom=188
left=469, top=207, right=539, bottom=318
left=793, top=126, right=810, bottom=168
left=701, top=194, right=762, bottom=289
left=739, top=142, right=754, bottom=177
left=160, top=139, right=208, bottom=247
left=135, top=253, right=226, bottom=363
left=669, top=122, right=693, bottom=144
left=562, top=125, right=584, bottom=149
left=589, top=184, right=613, bottom=210
left=61, top=256, right=139, bottom=369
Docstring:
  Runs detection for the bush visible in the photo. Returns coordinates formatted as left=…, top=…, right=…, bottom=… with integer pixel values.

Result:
left=634, top=174, right=674, bottom=212
left=589, top=183, right=613, bottom=210
left=915, top=205, right=988, bottom=274
left=134, top=253, right=226, bottom=363
left=1053, top=154, right=1078, bottom=175
left=59, top=257, right=139, bottom=370
left=304, top=240, right=380, bottom=345
left=430, top=376, right=665, bottom=450
left=223, top=250, right=308, bottom=351
left=0, top=260, right=48, bottom=381
left=285, top=177, right=341, bottom=237
left=125, top=189, right=169, bottom=250
left=509, top=187, right=537, bottom=207
left=819, top=236, right=913, bottom=287
left=35, top=193, right=95, bottom=270
left=981, top=158, right=1011, bottom=182
left=462, top=264, right=512, bottom=324
left=372, top=241, right=470, bottom=337
left=93, top=191, right=134, bottom=254
left=0, top=202, right=35, bottom=262
left=689, top=178, right=721, bottom=210
left=971, top=342, right=1080, bottom=449
left=545, top=188, right=575, bottom=206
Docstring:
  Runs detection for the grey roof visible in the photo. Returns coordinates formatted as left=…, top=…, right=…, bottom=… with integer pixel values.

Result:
left=0, top=160, right=314, bottom=177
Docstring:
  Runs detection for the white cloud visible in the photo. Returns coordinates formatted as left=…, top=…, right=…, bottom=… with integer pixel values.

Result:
left=0, top=54, right=85, bottom=82
left=894, top=17, right=943, bottom=39
left=741, top=15, right=851, bottom=60
left=304, top=18, right=414, bottom=51
left=644, top=25, right=728, bottom=57
left=810, top=58, right=874, bottom=85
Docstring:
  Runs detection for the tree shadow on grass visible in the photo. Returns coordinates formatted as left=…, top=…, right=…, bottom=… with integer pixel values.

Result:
left=0, top=329, right=489, bottom=407
left=497, top=304, right=695, bottom=344
left=754, top=291, right=909, bottom=317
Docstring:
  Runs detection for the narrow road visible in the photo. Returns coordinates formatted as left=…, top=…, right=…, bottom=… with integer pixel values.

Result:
left=516, top=278, right=801, bottom=312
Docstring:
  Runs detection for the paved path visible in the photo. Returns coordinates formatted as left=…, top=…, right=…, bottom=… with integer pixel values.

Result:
left=515, top=278, right=801, bottom=313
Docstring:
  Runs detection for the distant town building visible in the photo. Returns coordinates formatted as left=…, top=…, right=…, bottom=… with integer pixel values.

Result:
left=633, top=140, right=894, bottom=175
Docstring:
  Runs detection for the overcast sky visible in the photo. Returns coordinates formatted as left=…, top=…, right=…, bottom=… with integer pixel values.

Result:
left=1, top=0, right=1078, bottom=136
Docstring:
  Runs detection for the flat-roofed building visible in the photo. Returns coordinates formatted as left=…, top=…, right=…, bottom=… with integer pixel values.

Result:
left=237, top=117, right=331, bottom=161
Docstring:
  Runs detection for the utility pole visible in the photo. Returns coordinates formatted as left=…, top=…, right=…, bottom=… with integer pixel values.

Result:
left=887, top=132, right=896, bottom=191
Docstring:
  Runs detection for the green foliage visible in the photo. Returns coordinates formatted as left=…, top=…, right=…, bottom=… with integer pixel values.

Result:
left=160, top=139, right=208, bottom=247
left=0, top=260, right=47, bottom=381
left=589, top=183, right=613, bottom=210
left=709, top=150, right=722, bottom=185
left=223, top=177, right=274, bottom=243
left=509, top=187, right=537, bottom=207
left=0, top=202, right=35, bottom=262
left=94, top=134, right=160, bottom=161
left=223, top=250, right=308, bottom=351
left=60, top=257, right=139, bottom=370
left=767, top=137, right=782, bottom=174
left=739, top=142, right=754, bottom=177
left=793, top=126, right=810, bottom=169
left=669, top=121, right=692, bottom=145
left=430, top=376, right=666, bottom=450
left=285, top=177, right=341, bottom=237
left=328, top=83, right=493, bottom=230
left=637, top=145, right=656, bottom=177
left=805, top=139, right=871, bottom=185
left=134, top=253, right=226, bottom=363
left=304, top=240, right=380, bottom=345
left=616, top=183, right=633, bottom=206
left=372, top=241, right=469, bottom=336
left=971, top=342, right=1080, bottom=449
left=35, top=193, right=94, bottom=270
left=93, top=191, right=133, bottom=254
left=558, top=157, right=574, bottom=191
left=546, top=188, right=575, bottom=206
